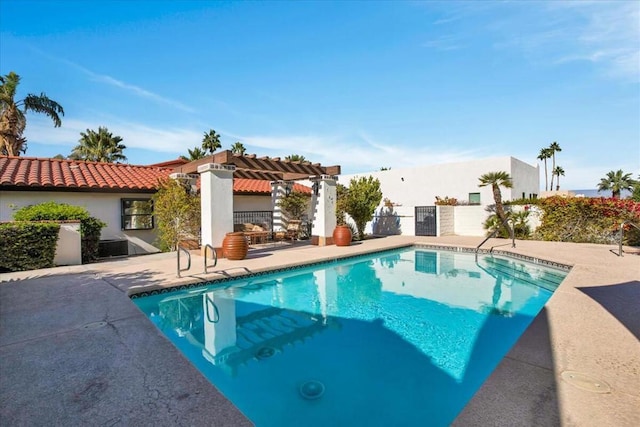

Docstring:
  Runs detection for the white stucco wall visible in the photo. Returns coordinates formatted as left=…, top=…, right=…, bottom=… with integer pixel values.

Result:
left=54, top=222, right=82, bottom=266
left=234, top=195, right=272, bottom=212
left=0, top=191, right=159, bottom=254
left=337, top=156, right=539, bottom=236
left=453, top=206, right=488, bottom=237
left=1, top=190, right=279, bottom=254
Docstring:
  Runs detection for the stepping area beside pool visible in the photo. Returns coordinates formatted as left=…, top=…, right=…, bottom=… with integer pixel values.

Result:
left=1, top=236, right=638, bottom=426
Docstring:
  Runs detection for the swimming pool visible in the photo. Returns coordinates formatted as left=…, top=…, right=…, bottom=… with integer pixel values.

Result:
left=133, top=247, right=568, bottom=426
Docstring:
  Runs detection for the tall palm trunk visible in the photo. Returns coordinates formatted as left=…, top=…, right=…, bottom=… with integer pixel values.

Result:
left=493, top=184, right=513, bottom=239
left=543, top=158, right=548, bottom=191
left=0, top=104, right=22, bottom=156
left=550, top=154, right=556, bottom=190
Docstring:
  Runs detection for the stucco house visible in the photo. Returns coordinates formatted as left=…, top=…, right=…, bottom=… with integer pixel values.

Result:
left=0, top=156, right=311, bottom=256
left=337, top=156, right=539, bottom=237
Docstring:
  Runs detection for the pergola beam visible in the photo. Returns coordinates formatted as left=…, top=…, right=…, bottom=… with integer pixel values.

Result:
left=173, top=150, right=340, bottom=179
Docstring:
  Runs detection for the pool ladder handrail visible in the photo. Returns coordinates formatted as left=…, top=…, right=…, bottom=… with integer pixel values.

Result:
left=475, top=217, right=515, bottom=261
left=203, top=244, right=218, bottom=273
left=176, top=246, right=191, bottom=278
left=618, top=220, right=640, bottom=257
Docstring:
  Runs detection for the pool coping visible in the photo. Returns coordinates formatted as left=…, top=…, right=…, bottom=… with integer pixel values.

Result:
left=129, top=243, right=572, bottom=299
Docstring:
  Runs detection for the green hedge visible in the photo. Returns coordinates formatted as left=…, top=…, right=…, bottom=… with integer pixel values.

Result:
left=0, top=222, right=60, bottom=271
left=13, top=201, right=106, bottom=263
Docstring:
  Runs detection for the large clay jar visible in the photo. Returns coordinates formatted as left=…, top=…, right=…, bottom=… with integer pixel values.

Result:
left=222, top=232, right=248, bottom=260
left=333, top=225, right=352, bottom=247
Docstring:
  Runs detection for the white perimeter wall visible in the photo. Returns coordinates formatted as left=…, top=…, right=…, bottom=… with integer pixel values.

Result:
left=337, top=156, right=539, bottom=236
left=55, top=222, right=82, bottom=266
left=454, top=205, right=489, bottom=237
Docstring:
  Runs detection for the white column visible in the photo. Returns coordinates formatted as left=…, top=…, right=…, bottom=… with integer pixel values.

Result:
left=271, top=180, right=290, bottom=232
left=311, top=175, right=337, bottom=246
left=198, top=163, right=235, bottom=257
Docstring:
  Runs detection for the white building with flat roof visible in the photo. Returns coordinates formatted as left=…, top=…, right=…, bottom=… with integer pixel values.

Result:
left=337, top=156, right=539, bottom=237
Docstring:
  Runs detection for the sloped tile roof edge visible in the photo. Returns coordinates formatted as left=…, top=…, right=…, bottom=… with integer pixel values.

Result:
left=0, top=156, right=311, bottom=195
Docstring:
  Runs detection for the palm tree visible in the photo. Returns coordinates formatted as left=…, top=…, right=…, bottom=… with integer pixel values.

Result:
left=230, top=141, right=246, bottom=155
left=180, top=146, right=206, bottom=161
left=479, top=171, right=513, bottom=238
left=548, top=141, right=562, bottom=190
left=553, top=166, right=565, bottom=191
left=201, top=129, right=221, bottom=155
left=285, top=154, right=306, bottom=162
left=597, top=170, right=637, bottom=199
left=632, top=175, right=640, bottom=202
left=0, top=71, right=64, bottom=156
left=537, top=148, right=553, bottom=191
left=70, top=127, right=127, bottom=163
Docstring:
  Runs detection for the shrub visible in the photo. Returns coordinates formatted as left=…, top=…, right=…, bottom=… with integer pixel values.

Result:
left=0, top=222, right=60, bottom=271
left=276, top=191, right=309, bottom=221
left=336, top=183, right=348, bottom=225
left=435, top=196, right=458, bottom=206
left=153, top=178, right=201, bottom=251
left=344, top=176, right=383, bottom=240
left=13, top=201, right=106, bottom=263
left=534, top=196, right=640, bottom=245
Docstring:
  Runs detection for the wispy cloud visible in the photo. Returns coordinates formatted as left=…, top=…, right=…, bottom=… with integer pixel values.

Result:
left=24, top=116, right=201, bottom=158
left=88, top=73, right=197, bottom=113
left=235, top=131, right=482, bottom=174
left=29, top=46, right=197, bottom=113
left=491, top=1, right=640, bottom=82
left=433, top=16, right=459, bottom=26
left=422, top=35, right=464, bottom=51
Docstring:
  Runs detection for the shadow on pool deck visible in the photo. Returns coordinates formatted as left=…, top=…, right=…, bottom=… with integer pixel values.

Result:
left=578, top=281, right=640, bottom=341
left=1, top=235, right=639, bottom=426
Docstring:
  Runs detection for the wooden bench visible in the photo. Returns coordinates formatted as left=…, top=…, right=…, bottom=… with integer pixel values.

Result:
left=234, top=223, right=272, bottom=245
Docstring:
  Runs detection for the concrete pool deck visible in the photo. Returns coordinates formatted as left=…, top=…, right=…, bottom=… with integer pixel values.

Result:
left=1, top=236, right=638, bottom=426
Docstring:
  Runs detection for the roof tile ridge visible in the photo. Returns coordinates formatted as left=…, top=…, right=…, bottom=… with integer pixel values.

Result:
left=59, top=160, right=77, bottom=187
left=75, top=162, right=97, bottom=187
left=102, top=162, right=128, bottom=188
left=15, top=157, right=31, bottom=186
left=83, top=162, right=104, bottom=187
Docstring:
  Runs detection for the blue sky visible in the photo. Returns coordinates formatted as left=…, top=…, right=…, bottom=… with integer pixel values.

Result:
left=1, top=0, right=638, bottom=190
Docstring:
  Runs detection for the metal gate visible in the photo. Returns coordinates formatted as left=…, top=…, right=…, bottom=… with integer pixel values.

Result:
left=415, top=206, right=437, bottom=236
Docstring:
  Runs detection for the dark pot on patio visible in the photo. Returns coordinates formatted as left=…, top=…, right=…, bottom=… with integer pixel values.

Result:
left=222, top=232, right=248, bottom=260
left=333, top=225, right=352, bottom=247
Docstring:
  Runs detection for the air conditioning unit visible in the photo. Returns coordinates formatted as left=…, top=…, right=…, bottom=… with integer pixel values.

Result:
left=98, top=239, right=128, bottom=258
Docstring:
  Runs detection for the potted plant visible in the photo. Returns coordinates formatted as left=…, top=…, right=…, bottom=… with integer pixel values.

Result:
left=333, top=183, right=352, bottom=246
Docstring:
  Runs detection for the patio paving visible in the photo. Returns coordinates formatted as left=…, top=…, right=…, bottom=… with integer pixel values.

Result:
left=1, top=236, right=638, bottom=426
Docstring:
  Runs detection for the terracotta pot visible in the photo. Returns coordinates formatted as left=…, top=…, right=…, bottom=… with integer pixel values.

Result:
left=333, top=225, right=352, bottom=247
left=222, top=232, right=248, bottom=260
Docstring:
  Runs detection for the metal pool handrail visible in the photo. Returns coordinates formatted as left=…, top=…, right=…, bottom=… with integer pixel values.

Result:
left=203, top=244, right=217, bottom=273
left=176, top=246, right=191, bottom=278
left=475, top=217, right=515, bottom=261
left=618, top=220, right=640, bottom=257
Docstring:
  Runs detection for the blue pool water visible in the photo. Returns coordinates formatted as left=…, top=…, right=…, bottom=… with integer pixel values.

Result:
left=133, top=248, right=567, bottom=426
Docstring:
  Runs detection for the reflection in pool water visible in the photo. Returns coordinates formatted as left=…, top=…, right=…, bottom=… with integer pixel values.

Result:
left=134, top=248, right=567, bottom=426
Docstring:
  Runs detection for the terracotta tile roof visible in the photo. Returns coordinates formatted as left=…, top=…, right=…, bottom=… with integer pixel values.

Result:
left=0, top=156, right=170, bottom=191
left=0, top=156, right=311, bottom=195
left=233, top=178, right=310, bottom=195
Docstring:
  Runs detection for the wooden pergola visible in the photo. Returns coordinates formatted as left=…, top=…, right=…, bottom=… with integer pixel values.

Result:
left=172, top=150, right=341, bottom=181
